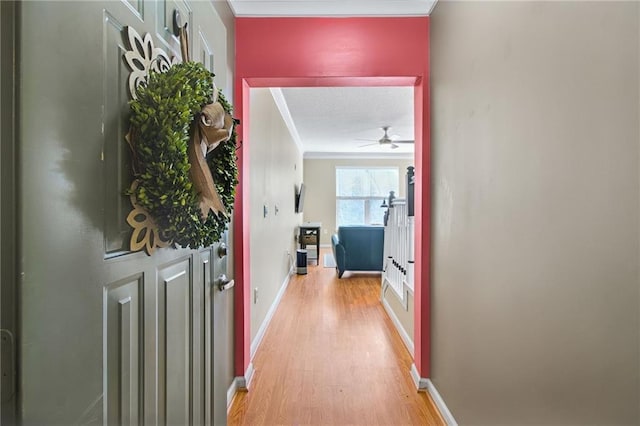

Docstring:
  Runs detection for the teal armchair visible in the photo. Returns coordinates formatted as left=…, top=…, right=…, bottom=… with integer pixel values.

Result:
left=331, top=225, right=384, bottom=278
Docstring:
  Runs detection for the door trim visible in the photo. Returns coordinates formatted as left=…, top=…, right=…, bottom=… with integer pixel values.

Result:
left=1, top=0, right=19, bottom=423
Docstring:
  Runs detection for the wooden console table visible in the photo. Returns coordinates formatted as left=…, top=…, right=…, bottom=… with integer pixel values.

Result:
left=299, top=222, right=321, bottom=263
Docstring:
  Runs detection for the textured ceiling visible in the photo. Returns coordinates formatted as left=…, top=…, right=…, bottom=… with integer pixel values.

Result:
left=279, top=87, right=414, bottom=157
left=228, top=0, right=436, bottom=17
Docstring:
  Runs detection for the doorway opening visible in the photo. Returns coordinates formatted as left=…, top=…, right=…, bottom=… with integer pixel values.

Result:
left=233, top=16, right=431, bottom=386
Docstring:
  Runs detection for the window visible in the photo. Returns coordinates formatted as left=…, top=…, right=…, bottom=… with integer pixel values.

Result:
left=336, top=167, right=399, bottom=226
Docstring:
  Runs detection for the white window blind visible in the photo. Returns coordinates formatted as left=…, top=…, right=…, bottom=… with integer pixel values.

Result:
left=335, top=167, right=399, bottom=226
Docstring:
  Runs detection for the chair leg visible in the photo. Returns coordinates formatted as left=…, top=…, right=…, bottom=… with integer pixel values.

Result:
left=338, top=269, right=344, bottom=278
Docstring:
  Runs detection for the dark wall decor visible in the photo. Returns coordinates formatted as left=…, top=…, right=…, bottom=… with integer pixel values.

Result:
left=122, top=26, right=239, bottom=255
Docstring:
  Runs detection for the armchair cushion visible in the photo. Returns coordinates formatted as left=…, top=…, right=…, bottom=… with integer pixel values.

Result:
left=331, top=225, right=384, bottom=278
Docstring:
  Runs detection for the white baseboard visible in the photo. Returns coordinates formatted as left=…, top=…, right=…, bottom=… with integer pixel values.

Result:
left=410, top=363, right=429, bottom=390
left=227, top=362, right=255, bottom=411
left=234, top=363, right=255, bottom=391
left=229, top=268, right=292, bottom=410
left=381, top=293, right=414, bottom=356
left=250, top=270, right=292, bottom=358
left=409, top=364, right=457, bottom=425
left=425, top=379, right=458, bottom=426
left=227, top=378, right=238, bottom=412
left=238, top=362, right=254, bottom=389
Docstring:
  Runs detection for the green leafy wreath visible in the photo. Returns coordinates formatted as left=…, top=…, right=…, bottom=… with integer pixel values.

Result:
left=127, top=61, right=239, bottom=249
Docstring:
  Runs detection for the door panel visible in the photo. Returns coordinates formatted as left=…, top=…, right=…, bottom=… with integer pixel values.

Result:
left=157, top=257, right=192, bottom=426
left=103, top=11, right=135, bottom=256
left=105, top=275, right=143, bottom=426
left=123, top=0, right=144, bottom=20
left=195, top=26, right=214, bottom=74
left=156, top=0, right=192, bottom=56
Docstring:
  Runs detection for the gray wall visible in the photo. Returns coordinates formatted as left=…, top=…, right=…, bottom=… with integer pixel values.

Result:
left=249, top=89, right=303, bottom=344
left=430, top=1, right=640, bottom=424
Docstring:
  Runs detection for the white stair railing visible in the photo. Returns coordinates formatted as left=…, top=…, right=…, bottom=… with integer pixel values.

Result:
left=383, top=199, right=415, bottom=299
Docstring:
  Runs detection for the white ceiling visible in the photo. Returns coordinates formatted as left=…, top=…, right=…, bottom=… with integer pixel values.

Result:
left=228, top=0, right=436, bottom=17
left=276, top=87, right=415, bottom=158
left=230, top=0, right=431, bottom=159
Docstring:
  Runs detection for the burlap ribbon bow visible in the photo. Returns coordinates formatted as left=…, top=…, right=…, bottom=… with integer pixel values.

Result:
left=188, top=100, right=234, bottom=218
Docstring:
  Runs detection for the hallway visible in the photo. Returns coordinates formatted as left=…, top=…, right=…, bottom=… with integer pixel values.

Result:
left=228, top=251, right=444, bottom=425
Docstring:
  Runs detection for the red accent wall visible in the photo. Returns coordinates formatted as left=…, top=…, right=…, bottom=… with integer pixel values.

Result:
left=234, top=17, right=430, bottom=378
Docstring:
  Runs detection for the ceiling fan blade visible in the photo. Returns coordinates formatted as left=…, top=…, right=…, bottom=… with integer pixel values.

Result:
left=392, top=139, right=414, bottom=144
left=391, top=143, right=399, bottom=149
left=358, top=142, right=380, bottom=148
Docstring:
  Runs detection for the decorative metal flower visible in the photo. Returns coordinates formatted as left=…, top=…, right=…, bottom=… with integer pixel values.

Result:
left=126, top=180, right=171, bottom=255
left=123, top=26, right=172, bottom=100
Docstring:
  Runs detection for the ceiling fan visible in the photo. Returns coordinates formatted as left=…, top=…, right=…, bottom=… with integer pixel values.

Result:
left=357, top=126, right=414, bottom=149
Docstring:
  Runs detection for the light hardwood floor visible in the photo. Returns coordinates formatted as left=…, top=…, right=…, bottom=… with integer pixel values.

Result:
left=228, top=249, right=445, bottom=425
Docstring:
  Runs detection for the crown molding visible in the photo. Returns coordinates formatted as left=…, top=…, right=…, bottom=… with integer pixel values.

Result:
left=303, top=151, right=414, bottom=160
